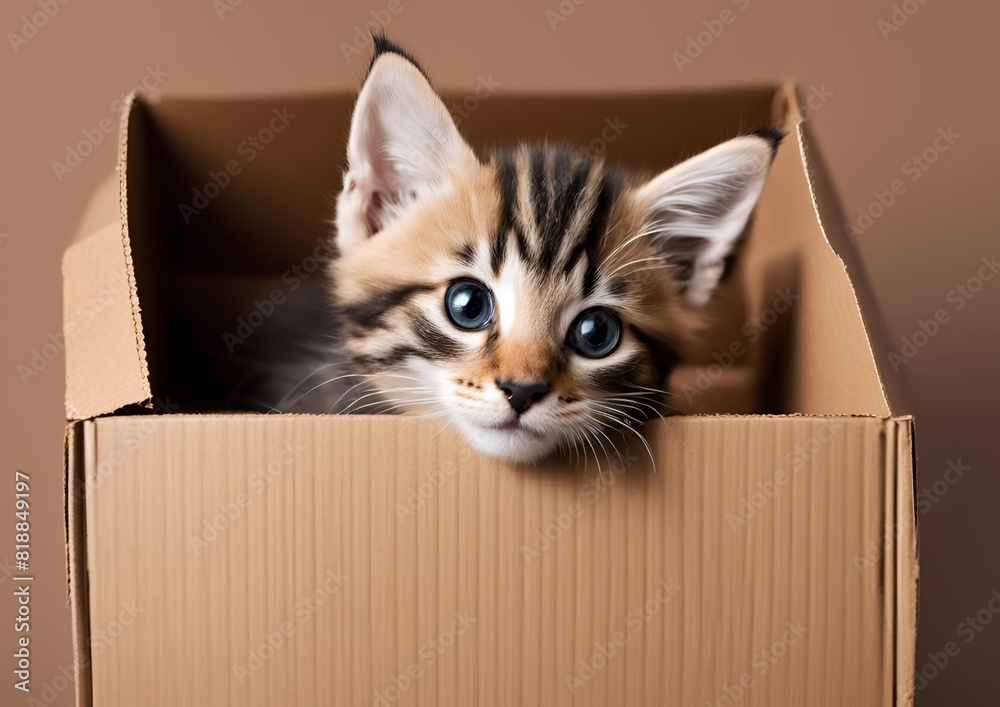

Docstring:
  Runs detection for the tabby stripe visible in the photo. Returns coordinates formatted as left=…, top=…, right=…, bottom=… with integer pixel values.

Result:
left=529, top=147, right=548, bottom=237
left=513, top=224, right=533, bottom=263
left=410, top=312, right=464, bottom=359
left=490, top=151, right=518, bottom=274
left=540, top=152, right=591, bottom=272
left=562, top=239, right=588, bottom=275
left=546, top=149, right=576, bottom=263
left=356, top=323, right=461, bottom=368
left=456, top=243, right=476, bottom=266
left=341, top=283, right=434, bottom=329
left=629, top=324, right=680, bottom=378
left=607, top=276, right=630, bottom=297
left=581, top=177, right=616, bottom=297
left=355, top=345, right=423, bottom=369
left=489, top=228, right=507, bottom=275
left=588, top=352, right=645, bottom=391
left=562, top=163, right=609, bottom=280
left=513, top=148, right=540, bottom=265
left=482, top=327, right=500, bottom=357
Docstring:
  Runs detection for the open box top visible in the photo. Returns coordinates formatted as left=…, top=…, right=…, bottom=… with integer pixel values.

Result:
left=63, top=83, right=902, bottom=421
left=63, top=82, right=918, bottom=706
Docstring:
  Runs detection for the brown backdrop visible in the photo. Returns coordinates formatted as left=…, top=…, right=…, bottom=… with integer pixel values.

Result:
left=1, top=0, right=996, bottom=704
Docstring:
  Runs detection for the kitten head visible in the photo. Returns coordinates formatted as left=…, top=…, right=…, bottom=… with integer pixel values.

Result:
left=329, top=37, right=780, bottom=462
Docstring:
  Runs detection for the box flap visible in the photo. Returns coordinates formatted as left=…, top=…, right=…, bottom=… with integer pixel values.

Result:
left=63, top=95, right=151, bottom=419
left=723, top=83, right=891, bottom=417
left=781, top=85, right=905, bottom=415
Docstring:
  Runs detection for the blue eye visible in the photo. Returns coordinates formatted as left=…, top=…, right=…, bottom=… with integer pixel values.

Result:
left=568, top=308, right=621, bottom=358
left=445, top=279, right=494, bottom=330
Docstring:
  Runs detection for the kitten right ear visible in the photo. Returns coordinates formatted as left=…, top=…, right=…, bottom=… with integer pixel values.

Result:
left=629, top=131, right=781, bottom=307
left=336, top=37, right=477, bottom=250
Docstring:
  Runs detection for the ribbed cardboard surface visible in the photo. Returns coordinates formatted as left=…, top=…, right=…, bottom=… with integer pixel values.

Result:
left=71, top=414, right=912, bottom=706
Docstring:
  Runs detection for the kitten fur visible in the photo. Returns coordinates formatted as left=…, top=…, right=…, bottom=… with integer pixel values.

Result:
left=257, top=37, right=782, bottom=463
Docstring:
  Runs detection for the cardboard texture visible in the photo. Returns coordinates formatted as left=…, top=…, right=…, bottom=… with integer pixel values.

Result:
left=64, top=84, right=917, bottom=706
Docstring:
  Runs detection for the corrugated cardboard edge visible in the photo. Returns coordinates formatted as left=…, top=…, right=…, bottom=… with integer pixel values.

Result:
left=65, top=421, right=94, bottom=707
left=880, top=416, right=917, bottom=706
left=115, top=93, right=152, bottom=400
left=778, top=84, right=909, bottom=416
left=892, top=416, right=918, bottom=706
left=62, top=93, right=151, bottom=419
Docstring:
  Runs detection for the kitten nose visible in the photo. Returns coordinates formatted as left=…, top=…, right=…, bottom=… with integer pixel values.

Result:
left=497, top=379, right=550, bottom=415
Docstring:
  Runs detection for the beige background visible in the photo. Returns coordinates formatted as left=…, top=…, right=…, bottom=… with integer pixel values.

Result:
left=1, top=0, right=996, bottom=704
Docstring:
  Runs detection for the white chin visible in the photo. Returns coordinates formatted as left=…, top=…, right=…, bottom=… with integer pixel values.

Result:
left=454, top=422, right=561, bottom=463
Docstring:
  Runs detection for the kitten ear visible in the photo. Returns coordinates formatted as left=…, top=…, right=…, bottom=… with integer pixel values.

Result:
left=337, top=37, right=477, bottom=248
left=630, top=130, right=782, bottom=307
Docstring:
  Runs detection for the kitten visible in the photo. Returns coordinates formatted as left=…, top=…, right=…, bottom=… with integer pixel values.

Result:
left=271, top=37, right=781, bottom=464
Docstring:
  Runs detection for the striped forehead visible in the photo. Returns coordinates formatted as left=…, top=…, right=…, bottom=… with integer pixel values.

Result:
left=486, top=144, right=622, bottom=296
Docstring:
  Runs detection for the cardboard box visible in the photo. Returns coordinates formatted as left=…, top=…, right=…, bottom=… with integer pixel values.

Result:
left=64, top=84, right=917, bottom=706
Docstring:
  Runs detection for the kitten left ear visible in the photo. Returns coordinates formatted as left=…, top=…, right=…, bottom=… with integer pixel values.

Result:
left=337, top=37, right=477, bottom=249
left=630, top=130, right=782, bottom=307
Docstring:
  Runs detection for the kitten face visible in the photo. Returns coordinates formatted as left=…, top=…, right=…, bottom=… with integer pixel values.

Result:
left=328, top=37, right=780, bottom=462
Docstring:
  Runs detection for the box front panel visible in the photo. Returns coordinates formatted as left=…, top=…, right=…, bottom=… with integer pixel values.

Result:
left=83, top=415, right=891, bottom=706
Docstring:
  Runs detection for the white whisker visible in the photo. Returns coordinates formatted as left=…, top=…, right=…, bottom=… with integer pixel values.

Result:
left=588, top=408, right=657, bottom=473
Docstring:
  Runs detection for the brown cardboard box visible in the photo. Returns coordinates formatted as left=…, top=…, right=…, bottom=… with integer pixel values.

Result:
left=63, top=84, right=917, bottom=706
